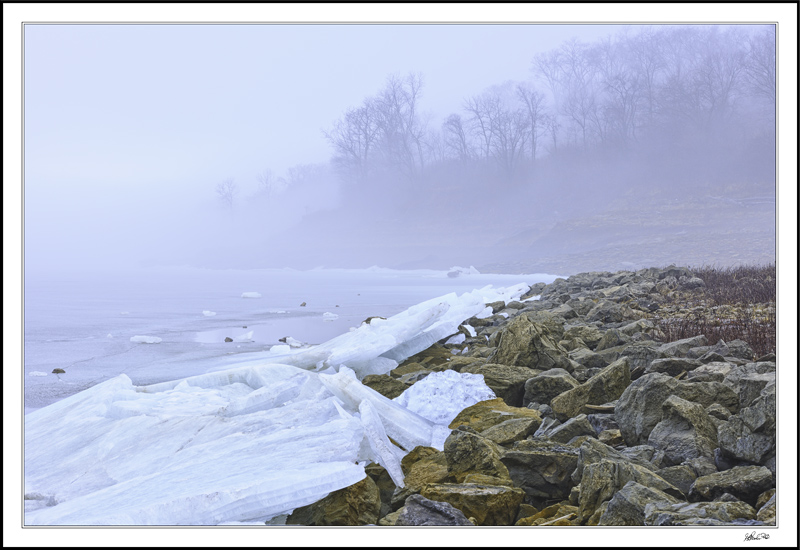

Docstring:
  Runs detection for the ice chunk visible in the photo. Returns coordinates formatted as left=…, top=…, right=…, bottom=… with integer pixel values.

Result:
left=475, top=306, right=494, bottom=319
left=233, top=331, right=254, bottom=343
left=322, top=312, right=339, bottom=321
left=462, top=324, right=476, bottom=337
left=358, top=400, right=405, bottom=487
left=202, top=310, right=217, bottom=317
left=318, top=367, right=434, bottom=452
left=28, top=371, right=49, bottom=377
left=445, top=333, right=466, bottom=345
left=394, top=370, right=496, bottom=427
left=241, top=292, right=262, bottom=299
left=130, top=335, right=162, bottom=344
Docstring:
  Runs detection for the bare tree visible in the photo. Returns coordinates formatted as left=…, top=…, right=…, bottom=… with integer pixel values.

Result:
left=442, top=113, right=473, bottom=162
left=256, top=168, right=285, bottom=199
left=516, top=82, right=548, bottom=161
left=744, top=26, right=776, bottom=103
left=215, top=178, right=238, bottom=211
left=324, top=99, right=380, bottom=184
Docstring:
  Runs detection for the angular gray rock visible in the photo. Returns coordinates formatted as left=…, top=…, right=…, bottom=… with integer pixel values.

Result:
left=644, top=500, right=758, bottom=526
left=597, top=481, right=682, bottom=526
left=616, top=373, right=739, bottom=447
left=395, top=494, right=474, bottom=526
left=522, top=368, right=580, bottom=407
left=688, top=466, right=774, bottom=507
left=550, top=357, right=631, bottom=421
left=501, top=440, right=580, bottom=501
left=647, top=395, right=719, bottom=465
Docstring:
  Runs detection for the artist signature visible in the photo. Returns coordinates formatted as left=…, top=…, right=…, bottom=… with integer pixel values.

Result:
left=744, top=531, right=770, bottom=541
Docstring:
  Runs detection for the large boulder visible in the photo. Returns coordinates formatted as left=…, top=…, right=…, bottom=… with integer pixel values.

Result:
left=523, top=368, right=580, bottom=407
left=644, top=500, right=758, bottom=526
left=578, top=458, right=685, bottom=524
left=394, top=494, right=473, bottom=526
left=563, top=325, right=604, bottom=350
left=443, top=427, right=511, bottom=484
left=550, top=357, right=631, bottom=421
left=717, top=382, right=776, bottom=467
left=448, top=398, right=542, bottom=433
left=647, top=395, right=719, bottom=465
left=688, top=466, right=774, bottom=507
left=597, top=481, right=682, bottom=526
left=286, top=475, right=381, bottom=526
left=616, top=373, right=739, bottom=447
left=391, top=447, right=449, bottom=511
left=488, top=315, right=571, bottom=370
left=500, top=440, right=580, bottom=502
left=645, top=357, right=703, bottom=377
left=420, top=483, right=525, bottom=526
left=545, top=414, right=597, bottom=444
left=461, top=363, right=539, bottom=407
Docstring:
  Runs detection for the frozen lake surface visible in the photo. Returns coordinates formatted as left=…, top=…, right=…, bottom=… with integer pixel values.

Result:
left=23, top=265, right=562, bottom=525
left=24, top=266, right=561, bottom=413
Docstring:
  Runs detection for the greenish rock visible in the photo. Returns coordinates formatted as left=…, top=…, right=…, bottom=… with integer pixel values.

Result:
left=550, top=357, right=631, bottom=421
left=479, top=417, right=540, bottom=446
left=443, top=427, right=511, bottom=484
left=361, top=374, right=409, bottom=399
left=488, top=315, right=571, bottom=370
left=448, top=397, right=542, bottom=433
left=756, top=493, right=775, bottom=524
left=286, top=475, right=381, bottom=526
left=563, top=325, right=604, bottom=350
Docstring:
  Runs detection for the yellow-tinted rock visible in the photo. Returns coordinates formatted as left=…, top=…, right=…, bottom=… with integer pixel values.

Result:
left=448, top=398, right=542, bottom=432
left=421, top=483, right=525, bottom=526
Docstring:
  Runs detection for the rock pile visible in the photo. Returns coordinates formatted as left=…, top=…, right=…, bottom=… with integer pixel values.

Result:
left=288, top=266, right=777, bottom=526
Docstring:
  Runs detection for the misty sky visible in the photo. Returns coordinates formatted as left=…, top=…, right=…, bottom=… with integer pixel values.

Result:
left=22, top=22, right=632, bottom=270
left=7, top=3, right=796, bottom=274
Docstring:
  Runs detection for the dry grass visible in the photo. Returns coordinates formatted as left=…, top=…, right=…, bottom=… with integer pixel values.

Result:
left=653, top=264, right=776, bottom=358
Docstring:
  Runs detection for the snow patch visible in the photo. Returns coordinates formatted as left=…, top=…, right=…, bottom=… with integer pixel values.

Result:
left=130, top=335, right=162, bottom=344
left=241, top=292, right=262, bottom=299
left=29, top=371, right=49, bottom=377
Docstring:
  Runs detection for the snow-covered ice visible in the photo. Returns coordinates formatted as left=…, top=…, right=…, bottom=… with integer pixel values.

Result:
left=241, top=292, right=262, bottom=299
left=23, top=266, right=561, bottom=525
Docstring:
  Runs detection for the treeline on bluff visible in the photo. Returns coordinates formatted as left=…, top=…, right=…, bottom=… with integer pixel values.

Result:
left=324, top=25, right=775, bottom=221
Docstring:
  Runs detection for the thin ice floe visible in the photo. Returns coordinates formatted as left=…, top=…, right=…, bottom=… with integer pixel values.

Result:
left=24, top=282, right=526, bottom=525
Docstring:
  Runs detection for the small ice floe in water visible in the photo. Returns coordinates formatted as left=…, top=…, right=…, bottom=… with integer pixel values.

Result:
left=241, top=292, right=262, bottom=299
left=120, top=311, right=130, bottom=315
left=130, top=335, right=162, bottom=344
left=279, top=336, right=306, bottom=348
left=322, top=312, right=339, bottom=322
left=107, top=334, right=113, bottom=339
left=233, top=331, right=254, bottom=343
left=29, top=371, right=48, bottom=377
left=203, top=310, right=217, bottom=317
